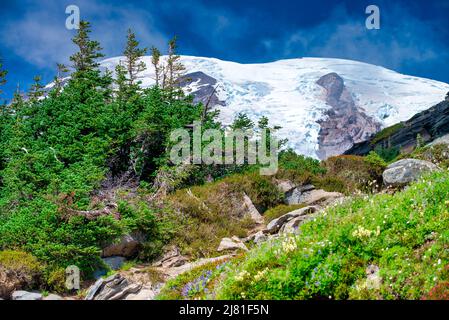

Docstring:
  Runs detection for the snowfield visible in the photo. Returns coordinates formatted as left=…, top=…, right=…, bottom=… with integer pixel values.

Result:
left=99, top=56, right=449, bottom=158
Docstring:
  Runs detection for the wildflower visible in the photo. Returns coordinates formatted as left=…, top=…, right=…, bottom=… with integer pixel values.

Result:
left=235, top=270, right=250, bottom=282
left=352, top=226, right=373, bottom=239
left=254, top=268, right=269, bottom=281
left=281, top=236, right=298, bottom=253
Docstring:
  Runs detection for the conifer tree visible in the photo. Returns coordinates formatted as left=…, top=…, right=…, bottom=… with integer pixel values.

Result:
left=150, top=46, right=162, bottom=87
left=70, top=21, right=105, bottom=74
left=123, top=29, right=147, bottom=86
left=0, top=58, right=7, bottom=96
left=28, top=75, right=44, bottom=102
left=165, top=36, right=185, bottom=89
left=53, top=63, right=69, bottom=95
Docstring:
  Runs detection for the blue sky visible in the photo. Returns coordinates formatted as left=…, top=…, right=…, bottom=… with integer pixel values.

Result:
left=1, top=0, right=448, bottom=100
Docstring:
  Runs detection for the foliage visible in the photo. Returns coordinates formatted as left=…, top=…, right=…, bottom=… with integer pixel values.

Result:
left=316, top=155, right=386, bottom=194
left=370, top=122, right=404, bottom=146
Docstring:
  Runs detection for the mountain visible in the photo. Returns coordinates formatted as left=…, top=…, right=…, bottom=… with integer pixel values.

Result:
left=71, top=56, right=449, bottom=159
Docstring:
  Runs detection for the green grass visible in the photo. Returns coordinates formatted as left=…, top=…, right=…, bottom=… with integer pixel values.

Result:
left=370, top=122, right=405, bottom=146
left=211, top=170, right=449, bottom=300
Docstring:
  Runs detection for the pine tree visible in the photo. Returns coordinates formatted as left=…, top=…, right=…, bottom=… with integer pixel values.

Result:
left=28, top=75, right=44, bottom=102
left=0, top=58, right=7, bottom=96
left=53, top=63, right=69, bottom=95
left=70, top=20, right=105, bottom=75
left=165, top=36, right=185, bottom=89
left=150, top=46, right=162, bottom=87
left=123, top=29, right=147, bottom=86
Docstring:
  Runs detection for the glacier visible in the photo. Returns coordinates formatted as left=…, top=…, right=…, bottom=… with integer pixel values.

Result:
left=96, top=56, right=449, bottom=159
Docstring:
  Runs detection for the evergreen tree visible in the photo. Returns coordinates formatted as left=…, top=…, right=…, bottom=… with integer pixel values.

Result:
left=165, top=36, right=185, bottom=90
left=0, top=57, right=7, bottom=97
left=28, top=75, right=44, bottom=102
left=53, top=63, right=69, bottom=95
left=123, top=29, right=147, bottom=86
left=70, top=21, right=105, bottom=75
left=151, top=46, right=162, bottom=87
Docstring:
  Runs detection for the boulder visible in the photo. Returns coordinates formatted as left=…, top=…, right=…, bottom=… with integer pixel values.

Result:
left=383, top=159, right=439, bottom=187
left=297, top=189, right=343, bottom=206
left=125, top=286, right=156, bottom=300
left=85, top=274, right=141, bottom=300
left=280, top=214, right=317, bottom=234
left=102, top=233, right=145, bottom=258
left=11, top=291, right=42, bottom=300
left=266, top=206, right=319, bottom=234
left=242, top=194, right=264, bottom=224
left=276, top=180, right=297, bottom=193
left=285, top=184, right=315, bottom=205
left=217, top=236, right=248, bottom=252
left=152, top=246, right=188, bottom=268
left=253, top=231, right=268, bottom=244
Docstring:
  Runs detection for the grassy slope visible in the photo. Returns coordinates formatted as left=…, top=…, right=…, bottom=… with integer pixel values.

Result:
left=159, top=170, right=449, bottom=300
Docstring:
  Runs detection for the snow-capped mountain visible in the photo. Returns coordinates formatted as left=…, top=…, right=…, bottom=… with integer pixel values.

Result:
left=98, top=56, right=449, bottom=159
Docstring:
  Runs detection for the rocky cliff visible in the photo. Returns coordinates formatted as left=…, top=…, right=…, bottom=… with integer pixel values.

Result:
left=316, top=73, right=381, bottom=159
left=345, top=97, right=449, bottom=156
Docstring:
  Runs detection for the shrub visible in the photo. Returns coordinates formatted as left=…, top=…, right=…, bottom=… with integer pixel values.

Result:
left=0, top=250, right=44, bottom=298
left=318, top=155, right=385, bottom=194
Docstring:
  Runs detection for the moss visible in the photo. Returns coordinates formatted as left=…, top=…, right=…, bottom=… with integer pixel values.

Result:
left=370, top=122, right=405, bottom=146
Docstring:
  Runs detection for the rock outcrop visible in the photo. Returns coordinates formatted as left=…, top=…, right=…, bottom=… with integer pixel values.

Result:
left=346, top=100, right=449, bottom=156
left=316, top=73, right=381, bottom=159
left=382, top=159, right=439, bottom=187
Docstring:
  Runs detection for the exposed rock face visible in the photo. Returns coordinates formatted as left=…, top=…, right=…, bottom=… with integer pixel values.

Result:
left=346, top=100, right=449, bottom=156
left=382, top=159, right=439, bottom=187
left=316, top=73, right=381, bottom=159
left=178, top=71, right=226, bottom=107
left=285, top=184, right=315, bottom=205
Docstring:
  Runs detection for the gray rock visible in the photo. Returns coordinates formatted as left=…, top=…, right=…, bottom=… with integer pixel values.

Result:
left=280, top=214, right=318, bottom=234
left=297, top=189, right=343, bottom=206
left=253, top=231, right=268, bottom=244
left=85, top=274, right=142, bottom=300
left=276, top=180, right=297, bottom=193
left=217, top=236, right=248, bottom=252
left=266, top=206, right=319, bottom=234
left=242, top=194, right=264, bottom=224
left=152, top=246, right=188, bottom=268
left=285, top=184, right=315, bottom=205
left=11, top=291, right=42, bottom=300
left=383, top=159, right=439, bottom=187
left=102, top=233, right=145, bottom=258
